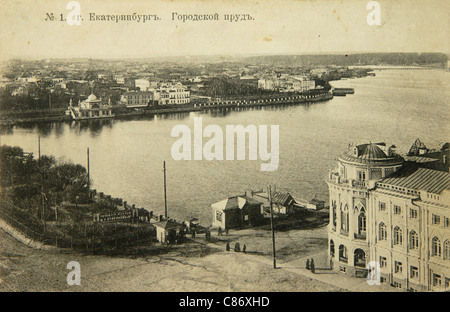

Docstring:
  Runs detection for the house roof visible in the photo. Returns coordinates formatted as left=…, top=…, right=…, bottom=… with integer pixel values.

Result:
left=271, top=192, right=295, bottom=206
left=379, top=167, right=450, bottom=195
left=154, top=220, right=182, bottom=230
left=212, top=195, right=263, bottom=211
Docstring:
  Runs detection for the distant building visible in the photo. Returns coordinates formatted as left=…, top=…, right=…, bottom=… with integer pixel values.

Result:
left=123, top=91, right=155, bottom=107
left=252, top=191, right=297, bottom=215
left=67, top=94, right=113, bottom=120
left=154, top=219, right=184, bottom=244
left=306, top=198, right=325, bottom=211
left=212, top=195, right=264, bottom=229
left=327, top=141, right=450, bottom=291
left=155, top=83, right=190, bottom=105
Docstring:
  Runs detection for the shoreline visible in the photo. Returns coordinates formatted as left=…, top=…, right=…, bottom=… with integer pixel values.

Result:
left=0, top=93, right=333, bottom=127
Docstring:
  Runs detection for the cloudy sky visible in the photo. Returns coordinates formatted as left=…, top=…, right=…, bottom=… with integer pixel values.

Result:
left=0, top=0, right=448, bottom=59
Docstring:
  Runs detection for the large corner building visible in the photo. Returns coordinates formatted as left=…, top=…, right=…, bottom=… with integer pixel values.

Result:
left=327, top=141, right=449, bottom=291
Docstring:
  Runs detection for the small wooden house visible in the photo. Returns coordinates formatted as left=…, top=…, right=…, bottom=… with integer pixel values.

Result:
left=154, top=219, right=184, bottom=244
left=211, top=195, right=264, bottom=229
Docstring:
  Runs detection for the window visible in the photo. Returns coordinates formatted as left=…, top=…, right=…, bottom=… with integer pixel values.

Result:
left=410, top=266, right=418, bottom=279
left=379, top=202, right=386, bottom=211
left=340, top=204, right=348, bottom=232
left=432, top=214, right=441, bottom=225
left=394, top=261, right=402, bottom=273
left=433, top=274, right=441, bottom=287
left=409, top=230, right=419, bottom=250
left=380, top=256, right=387, bottom=268
left=393, top=227, right=402, bottom=245
left=358, top=171, right=366, bottom=181
left=409, top=208, right=418, bottom=219
left=394, top=205, right=402, bottom=215
left=216, top=211, right=222, bottom=222
left=358, top=209, right=366, bottom=234
left=379, top=223, right=387, bottom=241
left=444, top=240, right=450, bottom=260
left=445, top=278, right=450, bottom=289
left=445, top=217, right=450, bottom=228
left=432, top=237, right=441, bottom=257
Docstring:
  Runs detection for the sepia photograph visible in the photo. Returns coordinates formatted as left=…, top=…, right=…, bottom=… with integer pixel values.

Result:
left=0, top=0, right=449, bottom=298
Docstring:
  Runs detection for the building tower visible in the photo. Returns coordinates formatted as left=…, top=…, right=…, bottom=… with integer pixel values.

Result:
left=326, top=142, right=404, bottom=276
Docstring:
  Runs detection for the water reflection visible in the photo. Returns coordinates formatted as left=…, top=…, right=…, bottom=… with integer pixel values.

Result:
left=69, top=119, right=113, bottom=136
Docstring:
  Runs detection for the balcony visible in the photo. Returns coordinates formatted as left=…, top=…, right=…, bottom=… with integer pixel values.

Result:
left=340, top=229, right=349, bottom=236
left=354, top=233, right=367, bottom=240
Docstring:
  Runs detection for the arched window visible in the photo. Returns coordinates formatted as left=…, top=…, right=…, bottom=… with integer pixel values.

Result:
left=354, top=249, right=366, bottom=268
left=339, top=245, right=348, bottom=263
left=409, top=230, right=419, bottom=250
left=444, top=240, right=450, bottom=260
left=379, top=222, right=387, bottom=241
left=358, top=209, right=366, bottom=234
left=330, top=240, right=335, bottom=257
left=432, top=237, right=441, bottom=257
left=340, top=204, right=348, bottom=232
left=394, top=226, right=402, bottom=245
left=332, top=200, right=337, bottom=227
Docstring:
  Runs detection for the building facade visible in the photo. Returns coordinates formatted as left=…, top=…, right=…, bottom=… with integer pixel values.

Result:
left=211, top=195, right=264, bottom=229
left=327, top=142, right=450, bottom=291
left=123, top=91, right=155, bottom=107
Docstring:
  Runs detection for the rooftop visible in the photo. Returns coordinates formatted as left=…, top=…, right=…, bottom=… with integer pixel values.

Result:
left=339, top=142, right=404, bottom=165
left=378, top=167, right=450, bottom=195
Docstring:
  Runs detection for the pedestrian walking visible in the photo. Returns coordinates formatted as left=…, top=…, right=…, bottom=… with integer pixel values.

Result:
left=310, top=258, right=315, bottom=273
left=234, top=242, right=240, bottom=252
left=306, top=258, right=310, bottom=270
left=226, top=242, right=230, bottom=251
left=243, top=244, right=246, bottom=253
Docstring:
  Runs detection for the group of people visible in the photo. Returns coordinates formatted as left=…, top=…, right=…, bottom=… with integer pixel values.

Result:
left=305, top=258, right=315, bottom=273
left=226, top=242, right=246, bottom=253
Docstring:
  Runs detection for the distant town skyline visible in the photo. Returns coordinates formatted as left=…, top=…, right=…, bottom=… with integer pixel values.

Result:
left=0, top=0, right=448, bottom=60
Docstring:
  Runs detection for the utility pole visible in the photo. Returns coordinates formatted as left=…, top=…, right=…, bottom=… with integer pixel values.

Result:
left=38, top=136, right=46, bottom=234
left=268, top=185, right=276, bottom=269
left=163, top=161, right=168, bottom=219
left=87, top=147, right=90, bottom=191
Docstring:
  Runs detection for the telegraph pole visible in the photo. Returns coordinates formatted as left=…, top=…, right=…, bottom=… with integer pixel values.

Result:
left=268, top=185, right=276, bottom=269
left=38, top=136, right=45, bottom=234
left=163, top=161, right=168, bottom=219
left=87, top=147, right=90, bottom=190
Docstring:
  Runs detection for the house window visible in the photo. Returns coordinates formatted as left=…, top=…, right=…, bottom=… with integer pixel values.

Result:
left=380, top=256, right=387, bottom=268
left=358, top=171, right=366, bottom=181
left=216, top=211, right=222, bottom=222
left=394, top=261, right=402, bottom=273
left=379, top=223, right=387, bottom=241
left=409, top=208, right=418, bottom=219
left=444, top=240, right=450, bottom=260
left=432, top=214, right=440, bottom=225
left=379, top=202, right=386, bottom=211
left=409, top=230, right=419, bottom=250
left=410, top=266, right=418, bottom=279
left=393, top=227, right=402, bottom=245
left=394, top=205, right=401, bottom=215
left=445, top=278, right=450, bottom=289
left=432, top=237, right=441, bottom=257
left=340, top=204, right=348, bottom=232
left=444, top=217, right=450, bottom=228
left=244, top=215, right=249, bottom=221
left=433, top=274, right=441, bottom=287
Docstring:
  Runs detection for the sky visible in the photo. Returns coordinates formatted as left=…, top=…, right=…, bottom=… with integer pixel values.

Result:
left=0, top=0, right=448, bottom=60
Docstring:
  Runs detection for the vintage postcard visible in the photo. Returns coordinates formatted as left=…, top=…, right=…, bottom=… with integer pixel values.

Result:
left=0, top=0, right=449, bottom=297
